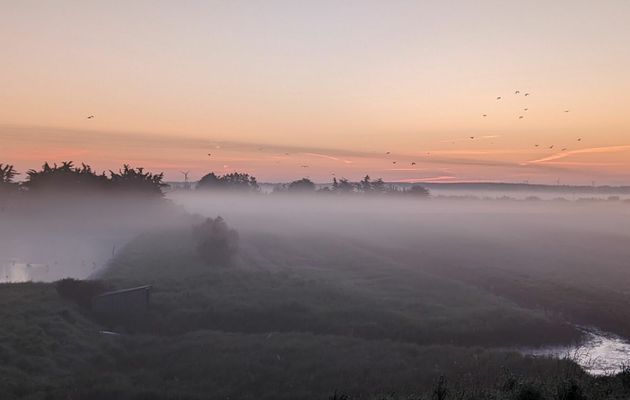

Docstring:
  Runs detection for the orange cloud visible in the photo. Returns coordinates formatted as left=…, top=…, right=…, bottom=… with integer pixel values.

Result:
left=523, top=145, right=630, bottom=165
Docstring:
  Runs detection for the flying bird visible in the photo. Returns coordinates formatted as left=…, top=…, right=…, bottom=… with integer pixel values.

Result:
left=515, top=90, right=520, bottom=94
left=534, top=144, right=539, bottom=147
left=524, top=93, right=530, bottom=96
left=207, top=153, right=211, bottom=157
left=549, top=145, right=554, bottom=149
left=561, top=148, right=567, bottom=151
left=519, top=116, right=524, bottom=119
left=564, top=110, right=570, bottom=113
left=496, top=96, right=502, bottom=100
left=470, top=136, right=475, bottom=139
left=411, top=162, right=416, bottom=166
left=524, top=108, right=528, bottom=111
left=482, top=114, right=487, bottom=117
left=301, top=165, right=309, bottom=168
left=386, top=151, right=391, bottom=155
left=577, top=138, right=582, bottom=141
left=392, top=161, right=397, bottom=164
left=86, top=115, right=94, bottom=119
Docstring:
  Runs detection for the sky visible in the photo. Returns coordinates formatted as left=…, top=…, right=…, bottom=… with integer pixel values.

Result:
left=1, top=0, right=630, bottom=184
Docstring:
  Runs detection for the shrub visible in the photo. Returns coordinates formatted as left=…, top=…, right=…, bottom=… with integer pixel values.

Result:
left=197, top=172, right=259, bottom=192
left=192, top=217, right=239, bottom=266
left=288, top=178, right=316, bottom=192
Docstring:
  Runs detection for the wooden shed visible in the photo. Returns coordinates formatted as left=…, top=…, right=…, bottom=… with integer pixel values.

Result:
left=91, top=285, right=152, bottom=316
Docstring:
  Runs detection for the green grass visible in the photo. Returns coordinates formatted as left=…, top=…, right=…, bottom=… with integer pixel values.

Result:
left=0, top=281, right=606, bottom=400
left=101, top=230, right=579, bottom=347
left=3, top=227, right=630, bottom=399
left=0, top=282, right=124, bottom=399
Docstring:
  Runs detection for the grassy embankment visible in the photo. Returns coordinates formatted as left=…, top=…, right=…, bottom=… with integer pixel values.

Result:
left=2, top=227, right=630, bottom=399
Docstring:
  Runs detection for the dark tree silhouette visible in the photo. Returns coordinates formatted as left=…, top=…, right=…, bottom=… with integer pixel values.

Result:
left=109, top=165, right=166, bottom=196
left=288, top=178, right=315, bottom=192
left=24, top=162, right=109, bottom=192
left=0, top=164, right=19, bottom=209
left=21, top=162, right=165, bottom=196
left=197, top=172, right=259, bottom=192
left=336, top=178, right=354, bottom=193
left=407, top=185, right=430, bottom=198
left=0, top=164, right=18, bottom=185
left=371, top=178, right=386, bottom=193
left=197, top=172, right=221, bottom=189
left=357, top=175, right=386, bottom=194
left=359, top=175, right=372, bottom=193
left=192, top=217, right=239, bottom=266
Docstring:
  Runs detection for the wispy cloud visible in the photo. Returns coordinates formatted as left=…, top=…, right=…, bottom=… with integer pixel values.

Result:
left=523, top=145, right=630, bottom=165
left=302, top=152, right=353, bottom=164
left=0, top=124, right=379, bottom=160
left=397, top=176, right=457, bottom=183
left=428, top=149, right=533, bottom=156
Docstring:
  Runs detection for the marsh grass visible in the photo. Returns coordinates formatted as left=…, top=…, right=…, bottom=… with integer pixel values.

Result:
left=3, top=229, right=630, bottom=399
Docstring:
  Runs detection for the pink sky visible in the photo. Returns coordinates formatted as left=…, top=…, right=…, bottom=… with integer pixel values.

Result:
left=1, top=1, right=629, bottom=184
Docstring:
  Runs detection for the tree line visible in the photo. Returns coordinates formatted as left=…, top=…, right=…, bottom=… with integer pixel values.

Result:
left=0, top=162, right=429, bottom=198
left=196, top=171, right=430, bottom=197
left=0, top=162, right=166, bottom=197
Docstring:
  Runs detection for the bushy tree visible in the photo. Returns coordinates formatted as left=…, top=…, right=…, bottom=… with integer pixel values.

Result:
left=109, top=165, right=166, bottom=196
left=24, top=162, right=109, bottom=192
left=0, top=164, right=18, bottom=185
left=0, top=164, right=18, bottom=195
left=288, top=178, right=315, bottom=192
left=0, top=164, right=18, bottom=210
left=406, top=185, right=430, bottom=198
left=357, top=175, right=386, bottom=194
left=197, top=172, right=221, bottom=189
left=197, top=172, right=259, bottom=192
left=335, top=178, right=355, bottom=193
left=192, top=217, right=239, bottom=266
left=21, top=161, right=165, bottom=196
left=371, top=178, right=386, bottom=193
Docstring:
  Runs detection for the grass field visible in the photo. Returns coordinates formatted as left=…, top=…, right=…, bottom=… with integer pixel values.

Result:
left=4, top=197, right=630, bottom=399
left=0, top=280, right=610, bottom=400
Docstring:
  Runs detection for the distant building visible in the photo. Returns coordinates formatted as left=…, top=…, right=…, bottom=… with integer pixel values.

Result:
left=92, top=285, right=152, bottom=316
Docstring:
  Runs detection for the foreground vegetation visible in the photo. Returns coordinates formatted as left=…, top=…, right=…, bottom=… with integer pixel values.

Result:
left=3, top=280, right=630, bottom=400
left=99, top=230, right=577, bottom=347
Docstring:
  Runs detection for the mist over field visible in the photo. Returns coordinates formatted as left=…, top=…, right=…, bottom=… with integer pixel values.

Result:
left=3, top=165, right=630, bottom=399
left=0, top=194, right=190, bottom=280
left=3, top=0, right=630, bottom=397
left=5, top=187, right=629, bottom=285
left=171, top=191, right=630, bottom=293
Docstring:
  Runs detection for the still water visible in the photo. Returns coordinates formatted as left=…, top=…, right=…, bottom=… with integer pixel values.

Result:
left=521, top=327, right=630, bottom=375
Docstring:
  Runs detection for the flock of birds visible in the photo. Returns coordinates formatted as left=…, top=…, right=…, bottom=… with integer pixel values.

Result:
left=85, top=89, right=584, bottom=171
left=378, top=90, right=583, bottom=167
left=485, top=90, right=580, bottom=153
left=485, top=90, right=569, bottom=121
